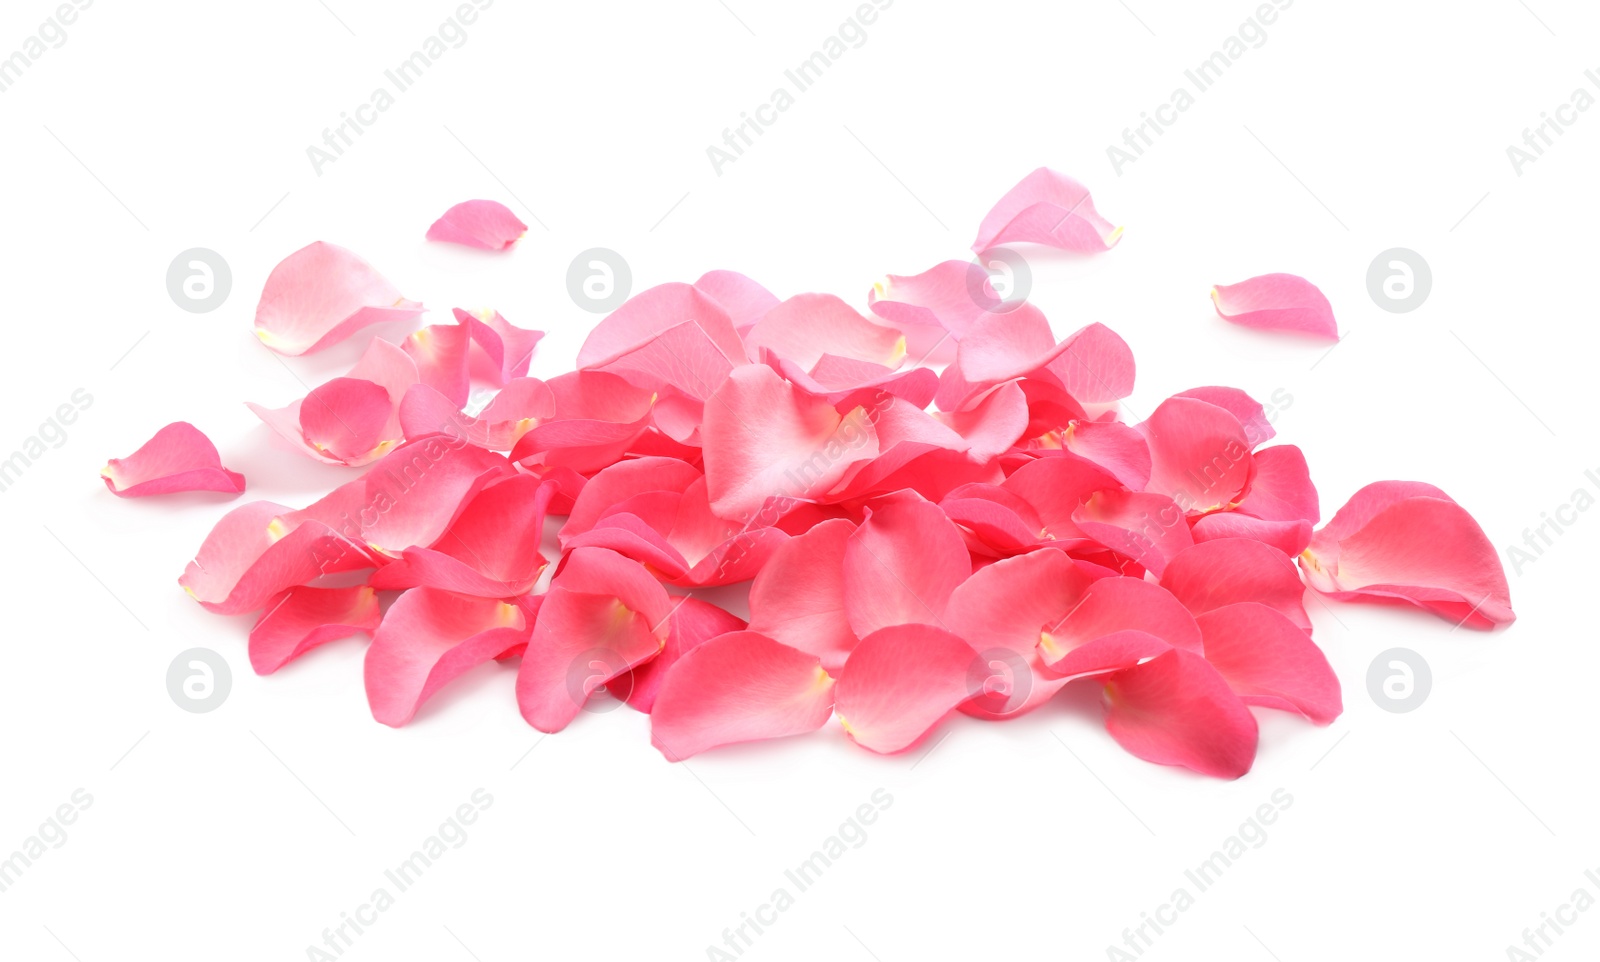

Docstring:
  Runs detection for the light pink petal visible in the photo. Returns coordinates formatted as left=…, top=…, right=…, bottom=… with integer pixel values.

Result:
left=366, top=475, right=552, bottom=596
left=843, top=499, right=970, bottom=638
left=1037, top=576, right=1203, bottom=676
left=1061, top=420, right=1151, bottom=490
left=937, top=381, right=1029, bottom=464
left=1072, top=489, right=1194, bottom=577
left=1102, top=648, right=1258, bottom=779
left=941, top=487, right=1041, bottom=556
left=1161, top=538, right=1311, bottom=630
left=399, top=379, right=553, bottom=451
left=288, top=439, right=515, bottom=558
left=178, top=502, right=369, bottom=615
left=747, top=518, right=859, bottom=671
left=746, top=293, right=906, bottom=371
left=934, top=303, right=1056, bottom=410
left=1138, top=396, right=1253, bottom=512
left=102, top=422, right=244, bottom=497
left=694, top=270, right=780, bottom=335
left=1034, top=322, right=1136, bottom=405
left=403, top=323, right=472, bottom=407
left=1174, top=386, right=1275, bottom=447
left=253, top=241, right=424, bottom=356
left=365, top=588, right=531, bottom=726
left=249, top=585, right=381, bottom=674
left=972, top=168, right=1122, bottom=253
left=866, top=260, right=989, bottom=364
left=516, top=548, right=673, bottom=732
left=669, top=478, right=790, bottom=587
left=650, top=631, right=835, bottom=760
left=1211, top=273, right=1338, bottom=340
left=835, top=624, right=980, bottom=754
left=510, top=371, right=657, bottom=473
left=1302, top=482, right=1513, bottom=628
left=613, top=598, right=747, bottom=713
left=425, top=199, right=528, bottom=251
left=456, top=308, right=544, bottom=384
left=1192, top=513, right=1314, bottom=557
left=591, top=318, right=737, bottom=405
left=702, top=365, right=880, bottom=520
left=1196, top=603, right=1341, bottom=724
left=576, top=282, right=745, bottom=372
left=1235, top=444, right=1319, bottom=524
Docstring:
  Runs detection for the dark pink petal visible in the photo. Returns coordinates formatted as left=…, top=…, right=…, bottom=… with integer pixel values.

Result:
left=972, top=168, right=1122, bottom=253
left=701, top=365, right=880, bottom=520
left=425, top=199, right=528, bottom=251
left=1174, top=386, right=1275, bottom=447
left=510, top=371, right=656, bottom=473
left=669, top=478, right=790, bottom=587
left=747, top=518, right=858, bottom=671
left=650, top=631, right=835, bottom=760
left=516, top=548, right=673, bottom=732
left=746, top=293, right=906, bottom=371
left=456, top=308, right=544, bottom=384
left=835, top=624, right=979, bottom=754
left=298, top=378, right=392, bottom=462
left=1302, top=482, right=1513, bottom=628
left=1138, top=396, right=1253, bottom=512
left=944, top=550, right=1095, bottom=717
left=365, top=588, right=531, bottom=726
left=249, top=585, right=381, bottom=674
left=940, top=484, right=1042, bottom=556
left=1102, top=648, right=1258, bottom=779
left=1001, top=453, right=1118, bottom=540
left=562, top=457, right=702, bottom=542
left=1196, top=603, right=1341, bottom=724
left=843, top=499, right=969, bottom=638
left=1235, top=444, right=1319, bottom=524
left=694, top=270, right=780, bottom=335
left=253, top=242, right=424, bottom=356
left=1212, top=273, right=1337, bottom=340
left=613, top=598, right=747, bottom=713
left=1161, top=538, right=1311, bottom=630
left=102, top=422, right=244, bottom=497
left=1073, top=489, right=1194, bottom=577
left=366, top=474, right=552, bottom=597
left=576, top=282, right=745, bottom=372
left=1192, top=513, right=1314, bottom=556
left=1037, top=576, right=1202, bottom=676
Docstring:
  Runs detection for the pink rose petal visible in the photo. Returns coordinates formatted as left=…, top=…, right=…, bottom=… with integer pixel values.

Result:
left=1211, top=273, right=1337, bottom=340
left=253, top=241, right=424, bottom=356
left=426, top=199, right=528, bottom=251
left=972, top=167, right=1122, bottom=253
left=102, top=422, right=245, bottom=497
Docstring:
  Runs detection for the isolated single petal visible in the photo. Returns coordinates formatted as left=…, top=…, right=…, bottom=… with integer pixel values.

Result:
left=425, top=199, right=528, bottom=251
left=1302, top=482, right=1513, bottom=628
left=250, top=585, right=381, bottom=674
left=253, top=241, right=423, bottom=356
left=650, top=631, right=835, bottom=760
left=1102, top=648, right=1259, bottom=779
left=102, top=422, right=244, bottom=497
left=1211, top=273, right=1337, bottom=340
left=972, top=167, right=1122, bottom=253
left=365, top=588, right=530, bottom=726
left=1196, top=603, right=1341, bottom=724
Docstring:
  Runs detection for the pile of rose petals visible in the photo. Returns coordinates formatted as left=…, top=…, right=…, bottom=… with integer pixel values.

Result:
left=131, top=171, right=1513, bottom=779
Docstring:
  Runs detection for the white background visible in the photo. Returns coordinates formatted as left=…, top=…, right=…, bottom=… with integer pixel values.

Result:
left=1, top=1, right=1594, bottom=959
